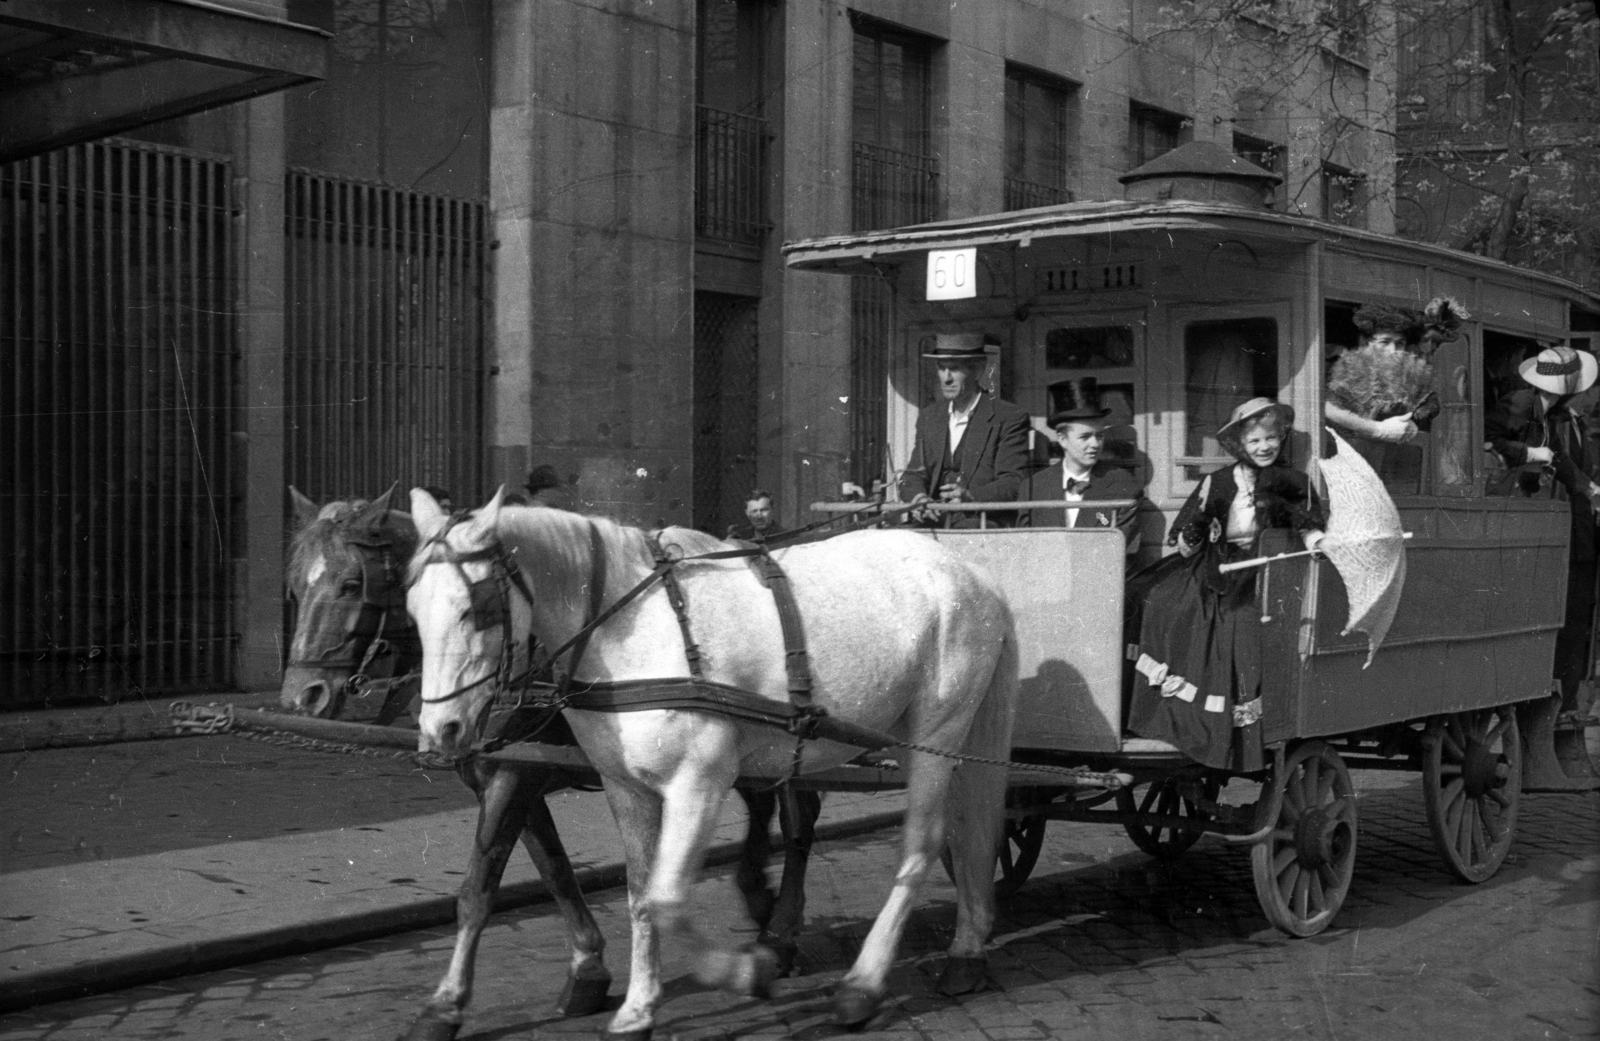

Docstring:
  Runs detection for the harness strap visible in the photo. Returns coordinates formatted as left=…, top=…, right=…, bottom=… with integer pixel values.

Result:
left=649, top=533, right=705, bottom=680
left=748, top=549, right=814, bottom=705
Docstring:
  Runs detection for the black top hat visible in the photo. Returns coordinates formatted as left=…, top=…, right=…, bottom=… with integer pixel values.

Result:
left=1047, top=377, right=1111, bottom=426
left=922, top=332, right=999, bottom=360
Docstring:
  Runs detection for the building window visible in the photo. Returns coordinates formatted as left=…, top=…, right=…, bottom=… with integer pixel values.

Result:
left=1232, top=132, right=1284, bottom=208
left=695, top=0, right=770, bottom=244
left=1004, top=66, right=1075, bottom=211
left=851, top=18, right=937, bottom=231
left=1129, top=102, right=1186, bottom=168
left=1322, top=161, right=1365, bottom=226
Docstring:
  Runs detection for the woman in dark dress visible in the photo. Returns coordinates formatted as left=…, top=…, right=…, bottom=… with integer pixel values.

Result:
left=1126, top=398, right=1326, bottom=771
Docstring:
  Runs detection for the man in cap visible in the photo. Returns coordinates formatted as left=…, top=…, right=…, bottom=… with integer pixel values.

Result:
left=1017, top=377, right=1143, bottom=554
left=899, top=332, right=1031, bottom=528
left=1487, top=344, right=1600, bottom=707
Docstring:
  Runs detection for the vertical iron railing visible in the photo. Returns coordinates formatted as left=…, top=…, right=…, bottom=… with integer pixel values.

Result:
left=284, top=170, right=486, bottom=504
left=1004, top=176, right=1071, bottom=211
left=851, top=141, right=940, bottom=232
left=695, top=106, right=771, bottom=244
left=0, top=140, right=237, bottom=707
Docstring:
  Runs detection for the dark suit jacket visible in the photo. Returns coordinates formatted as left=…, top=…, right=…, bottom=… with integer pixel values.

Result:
left=1018, top=462, right=1144, bottom=552
left=1486, top=388, right=1595, bottom=561
left=899, top=393, right=1031, bottom=528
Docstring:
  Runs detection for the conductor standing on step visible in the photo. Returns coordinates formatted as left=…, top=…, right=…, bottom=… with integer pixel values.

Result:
left=900, top=332, right=1031, bottom=528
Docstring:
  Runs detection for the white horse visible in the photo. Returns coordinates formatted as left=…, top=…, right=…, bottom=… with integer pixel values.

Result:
left=406, top=488, right=1018, bottom=1039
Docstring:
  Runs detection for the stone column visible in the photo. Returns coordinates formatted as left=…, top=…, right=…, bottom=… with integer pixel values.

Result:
left=232, top=92, right=287, bottom=691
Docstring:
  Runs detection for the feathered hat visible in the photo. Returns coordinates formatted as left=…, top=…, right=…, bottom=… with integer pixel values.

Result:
left=1352, top=302, right=1425, bottom=345
left=1417, top=296, right=1471, bottom=357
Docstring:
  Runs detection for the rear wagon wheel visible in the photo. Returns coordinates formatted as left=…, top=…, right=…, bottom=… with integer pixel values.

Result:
left=1422, top=706, right=1521, bottom=883
left=1250, top=741, right=1357, bottom=937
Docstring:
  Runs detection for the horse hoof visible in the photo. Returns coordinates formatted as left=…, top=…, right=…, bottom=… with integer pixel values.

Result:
left=936, top=955, right=989, bottom=997
left=600, top=1029, right=652, bottom=1041
left=833, top=983, right=883, bottom=1027
left=757, top=934, right=799, bottom=977
left=742, top=887, right=778, bottom=930
left=744, top=944, right=781, bottom=1000
left=557, top=969, right=612, bottom=1017
left=400, top=1008, right=460, bottom=1041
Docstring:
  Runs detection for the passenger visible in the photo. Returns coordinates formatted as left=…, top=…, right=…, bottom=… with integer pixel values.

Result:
left=524, top=464, right=576, bottom=510
left=1017, top=377, right=1143, bottom=556
left=1325, top=297, right=1469, bottom=446
left=420, top=485, right=454, bottom=512
left=727, top=489, right=776, bottom=542
left=1126, top=398, right=1326, bottom=770
left=900, top=332, right=1031, bottom=528
left=1485, top=345, right=1600, bottom=708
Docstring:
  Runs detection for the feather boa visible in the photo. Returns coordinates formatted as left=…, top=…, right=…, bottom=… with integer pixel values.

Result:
left=1327, top=346, right=1439, bottom=422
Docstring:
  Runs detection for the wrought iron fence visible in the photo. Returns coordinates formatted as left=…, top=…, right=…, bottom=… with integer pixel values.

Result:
left=1004, top=175, right=1071, bottom=211
left=852, top=141, right=939, bottom=231
left=284, top=170, right=486, bottom=504
left=0, top=140, right=238, bottom=707
left=696, top=106, right=770, bottom=244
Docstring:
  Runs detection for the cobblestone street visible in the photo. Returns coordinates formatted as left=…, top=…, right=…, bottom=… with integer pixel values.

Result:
left=2, top=774, right=1595, bottom=1041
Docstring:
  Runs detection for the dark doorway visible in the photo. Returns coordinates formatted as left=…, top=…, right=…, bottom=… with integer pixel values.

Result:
left=693, top=292, right=760, bottom=536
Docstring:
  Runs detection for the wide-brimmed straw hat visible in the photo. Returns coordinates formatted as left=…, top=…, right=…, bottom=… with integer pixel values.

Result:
left=922, top=332, right=997, bottom=361
left=1046, top=377, right=1112, bottom=426
left=1519, top=345, right=1598, bottom=397
left=1217, top=397, right=1295, bottom=452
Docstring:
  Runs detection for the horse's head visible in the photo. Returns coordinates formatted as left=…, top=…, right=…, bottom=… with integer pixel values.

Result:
left=407, top=486, right=541, bottom=757
left=282, top=484, right=419, bottom=720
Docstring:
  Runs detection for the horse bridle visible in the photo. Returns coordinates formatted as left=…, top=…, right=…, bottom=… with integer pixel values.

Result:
left=287, top=534, right=421, bottom=703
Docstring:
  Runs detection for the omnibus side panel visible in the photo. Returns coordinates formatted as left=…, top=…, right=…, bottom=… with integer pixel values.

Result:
left=1296, top=499, right=1566, bottom=737
left=936, top=528, right=1126, bottom=753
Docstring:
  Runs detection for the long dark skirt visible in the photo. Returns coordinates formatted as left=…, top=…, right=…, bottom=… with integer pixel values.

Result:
left=1125, top=544, right=1266, bottom=771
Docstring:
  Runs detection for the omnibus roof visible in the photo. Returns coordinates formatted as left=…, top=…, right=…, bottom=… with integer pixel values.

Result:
left=782, top=199, right=1600, bottom=311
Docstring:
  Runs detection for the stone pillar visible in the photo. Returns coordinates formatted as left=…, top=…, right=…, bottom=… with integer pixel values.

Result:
left=232, top=92, right=287, bottom=691
left=488, top=0, right=696, bottom=526
left=943, top=5, right=1005, bottom=219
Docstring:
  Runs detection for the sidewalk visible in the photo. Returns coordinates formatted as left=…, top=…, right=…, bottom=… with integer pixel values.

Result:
left=0, top=703, right=906, bottom=1013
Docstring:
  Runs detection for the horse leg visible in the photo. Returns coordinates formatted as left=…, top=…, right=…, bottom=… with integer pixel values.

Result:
left=757, top=785, right=821, bottom=977
left=598, top=779, right=665, bottom=1041
left=407, top=765, right=530, bottom=1041
left=732, top=786, right=778, bottom=929
left=647, top=773, right=781, bottom=999
left=518, top=776, right=611, bottom=1016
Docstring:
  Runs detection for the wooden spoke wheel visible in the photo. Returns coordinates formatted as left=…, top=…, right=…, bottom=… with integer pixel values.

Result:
left=941, top=790, right=1049, bottom=899
left=1250, top=741, right=1357, bottom=937
left=1117, top=775, right=1220, bottom=860
left=1422, top=706, right=1522, bottom=883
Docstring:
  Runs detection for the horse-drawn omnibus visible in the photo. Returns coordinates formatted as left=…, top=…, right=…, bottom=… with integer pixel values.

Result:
left=782, top=190, right=1600, bottom=936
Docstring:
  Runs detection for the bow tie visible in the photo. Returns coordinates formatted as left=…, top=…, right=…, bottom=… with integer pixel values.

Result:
left=1065, top=477, right=1090, bottom=494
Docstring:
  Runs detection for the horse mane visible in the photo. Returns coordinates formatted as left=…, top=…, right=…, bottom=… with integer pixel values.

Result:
left=289, top=499, right=419, bottom=588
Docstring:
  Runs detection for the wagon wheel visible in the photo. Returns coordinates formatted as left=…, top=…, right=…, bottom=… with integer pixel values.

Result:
left=940, top=790, right=1049, bottom=899
left=1422, top=706, right=1522, bottom=883
left=1116, top=775, right=1220, bottom=860
left=1249, top=741, right=1358, bottom=937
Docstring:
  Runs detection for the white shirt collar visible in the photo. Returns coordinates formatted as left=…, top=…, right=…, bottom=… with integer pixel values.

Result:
left=948, top=392, right=982, bottom=420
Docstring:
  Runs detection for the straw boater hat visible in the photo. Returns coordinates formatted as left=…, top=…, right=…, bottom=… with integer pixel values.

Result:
left=1519, top=345, right=1599, bottom=397
left=1217, top=397, right=1295, bottom=453
left=922, top=331, right=997, bottom=361
left=1047, top=377, right=1112, bottom=427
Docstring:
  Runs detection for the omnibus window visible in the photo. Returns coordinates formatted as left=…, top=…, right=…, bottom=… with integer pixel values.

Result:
left=1184, top=317, right=1277, bottom=480
left=1045, top=326, right=1134, bottom=369
left=1483, top=329, right=1550, bottom=497
left=1043, top=324, right=1140, bottom=471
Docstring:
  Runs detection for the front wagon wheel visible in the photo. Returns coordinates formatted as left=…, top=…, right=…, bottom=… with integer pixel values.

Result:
left=1250, top=741, right=1357, bottom=937
left=1422, top=706, right=1521, bottom=883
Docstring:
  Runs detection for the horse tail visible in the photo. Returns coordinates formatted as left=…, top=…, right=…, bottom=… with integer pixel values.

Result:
left=941, top=600, right=1019, bottom=959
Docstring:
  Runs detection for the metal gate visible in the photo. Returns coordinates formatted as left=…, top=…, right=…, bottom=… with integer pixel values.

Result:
left=284, top=170, right=486, bottom=504
left=1, top=140, right=238, bottom=708
left=692, top=292, right=760, bottom=535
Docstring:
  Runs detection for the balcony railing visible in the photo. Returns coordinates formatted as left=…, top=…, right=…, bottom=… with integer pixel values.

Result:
left=696, top=106, right=770, bottom=245
left=1004, top=175, right=1072, bottom=211
left=852, top=141, right=939, bottom=231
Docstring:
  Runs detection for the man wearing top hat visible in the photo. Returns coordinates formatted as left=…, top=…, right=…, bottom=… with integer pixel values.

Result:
left=1487, top=344, right=1600, bottom=708
left=899, top=332, right=1031, bottom=528
left=1017, top=377, right=1143, bottom=554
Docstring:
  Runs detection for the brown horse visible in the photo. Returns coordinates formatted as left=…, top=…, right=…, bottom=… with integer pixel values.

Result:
left=281, top=487, right=821, bottom=1037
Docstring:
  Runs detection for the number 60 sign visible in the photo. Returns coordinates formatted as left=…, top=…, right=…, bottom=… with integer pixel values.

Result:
left=925, top=248, right=977, bottom=301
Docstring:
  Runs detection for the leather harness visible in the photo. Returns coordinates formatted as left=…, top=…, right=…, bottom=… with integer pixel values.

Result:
left=409, top=515, right=893, bottom=758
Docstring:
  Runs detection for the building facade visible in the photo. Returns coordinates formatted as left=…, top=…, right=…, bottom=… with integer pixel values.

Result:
left=2, top=0, right=1396, bottom=705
